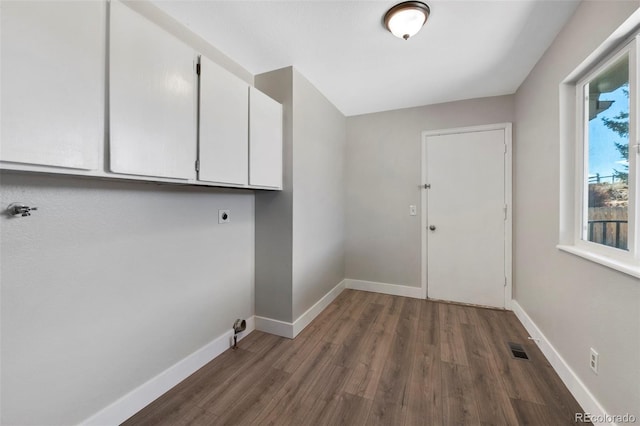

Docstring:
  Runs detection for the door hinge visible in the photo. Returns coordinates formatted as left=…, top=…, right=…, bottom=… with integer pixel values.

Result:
left=504, top=277, right=507, bottom=287
left=503, top=204, right=508, bottom=221
left=196, top=63, right=201, bottom=75
left=504, top=144, right=507, bottom=154
left=195, top=159, right=200, bottom=172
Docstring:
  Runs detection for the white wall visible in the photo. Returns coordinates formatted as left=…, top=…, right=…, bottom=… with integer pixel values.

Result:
left=292, top=70, right=346, bottom=320
left=345, top=95, right=515, bottom=287
left=0, top=173, right=254, bottom=425
left=514, top=0, right=639, bottom=418
left=0, top=2, right=257, bottom=424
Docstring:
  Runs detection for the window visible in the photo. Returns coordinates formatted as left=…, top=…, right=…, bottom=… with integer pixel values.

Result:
left=568, top=35, right=639, bottom=273
left=581, top=48, right=632, bottom=251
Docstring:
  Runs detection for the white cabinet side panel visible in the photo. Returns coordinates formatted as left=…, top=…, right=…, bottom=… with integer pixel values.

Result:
left=0, top=1, right=105, bottom=170
left=198, top=56, right=248, bottom=185
left=109, top=1, right=195, bottom=180
left=249, top=87, right=283, bottom=188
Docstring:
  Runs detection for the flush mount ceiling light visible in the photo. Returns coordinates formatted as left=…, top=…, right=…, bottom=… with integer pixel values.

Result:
left=384, top=1, right=430, bottom=40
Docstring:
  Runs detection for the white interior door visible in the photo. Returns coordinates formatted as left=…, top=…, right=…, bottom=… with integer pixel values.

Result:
left=425, top=128, right=509, bottom=308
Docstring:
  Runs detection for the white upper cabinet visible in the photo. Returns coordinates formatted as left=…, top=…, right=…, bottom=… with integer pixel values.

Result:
left=199, top=56, right=249, bottom=185
left=109, top=0, right=196, bottom=180
left=1, top=1, right=282, bottom=190
left=1, top=1, right=105, bottom=170
left=249, top=88, right=283, bottom=189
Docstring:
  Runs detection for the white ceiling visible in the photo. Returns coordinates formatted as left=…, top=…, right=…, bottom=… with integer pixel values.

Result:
left=152, top=0, right=581, bottom=116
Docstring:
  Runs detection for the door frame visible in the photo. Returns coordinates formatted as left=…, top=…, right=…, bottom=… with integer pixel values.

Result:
left=421, top=123, right=513, bottom=309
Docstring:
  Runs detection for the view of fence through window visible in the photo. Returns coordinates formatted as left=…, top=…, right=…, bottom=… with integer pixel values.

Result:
left=586, top=53, right=629, bottom=250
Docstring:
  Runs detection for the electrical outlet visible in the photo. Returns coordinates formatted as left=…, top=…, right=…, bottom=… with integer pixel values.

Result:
left=590, top=348, right=599, bottom=374
left=218, top=209, right=230, bottom=224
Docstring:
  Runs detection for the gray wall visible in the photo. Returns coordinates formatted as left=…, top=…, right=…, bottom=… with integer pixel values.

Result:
left=345, top=95, right=515, bottom=287
left=514, top=0, right=639, bottom=417
left=255, top=67, right=346, bottom=323
left=254, top=67, right=294, bottom=323
left=0, top=173, right=255, bottom=425
left=1, top=2, right=257, bottom=424
left=292, top=70, right=346, bottom=319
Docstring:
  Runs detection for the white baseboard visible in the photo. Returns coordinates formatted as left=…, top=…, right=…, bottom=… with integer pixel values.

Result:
left=293, top=279, right=345, bottom=336
left=344, top=278, right=423, bottom=299
left=511, top=301, right=613, bottom=426
left=80, top=316, right=255, bottom=426
left=255, top=315, right=294, bottom=339
left=255, top=278, right=423, bottom=340
left=256, top=280, right=346, bottom=339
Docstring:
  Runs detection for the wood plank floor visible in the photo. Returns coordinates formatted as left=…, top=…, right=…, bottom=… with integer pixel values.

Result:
left=123, top=290, right=588, bottom=425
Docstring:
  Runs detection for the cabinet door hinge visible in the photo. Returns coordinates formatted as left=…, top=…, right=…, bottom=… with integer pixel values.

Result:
left=196, top=63, right=201, bottom=75
left=195, top=159, right=200, bottom=172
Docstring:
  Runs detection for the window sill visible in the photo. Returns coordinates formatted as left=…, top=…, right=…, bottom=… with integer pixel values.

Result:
left=557, top=245, right=640, bottom=279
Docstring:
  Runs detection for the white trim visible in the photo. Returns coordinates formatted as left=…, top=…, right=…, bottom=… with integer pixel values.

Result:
left=255, top=316, right=294, bottom=339
left=560, top=13, right=640, bottom=278
left=421, top=135, right=428, bottom=300
left=504, top=123, right=513, bottom=309
left=511, top=301, right=614, bottom=426
left=573, top=39, right=637, bottom=264
left=344, top=279, right=423, bottom=299
left=421, top=122, right=513, bottom=138
left=256, top=280, right=346, bottom=339
left=79, top=316, right=255, bottom=426
left=421, top=123, right=513, bottom=308
left=0, top=162, right=280, bottom=191
left=557, top=244, right=640, bottom=278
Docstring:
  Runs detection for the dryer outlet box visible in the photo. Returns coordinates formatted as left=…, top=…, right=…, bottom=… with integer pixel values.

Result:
left=219, top=209, right=230, bottom=224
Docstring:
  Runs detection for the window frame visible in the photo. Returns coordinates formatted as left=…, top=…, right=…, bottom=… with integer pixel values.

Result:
left=569, top=35, right=640, bottom=271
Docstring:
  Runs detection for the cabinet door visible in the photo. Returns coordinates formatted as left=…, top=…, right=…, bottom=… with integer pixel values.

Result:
left=199, top=57, right=248, bottom=185
left=109, top=0, right=195, bottom=180
left=249, top=88, right=283, bottom=188
left=1, top=1, right=105, bottom=170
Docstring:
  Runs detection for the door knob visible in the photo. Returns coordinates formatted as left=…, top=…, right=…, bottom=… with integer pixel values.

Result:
left=429, top=225, right=436, bottom=231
